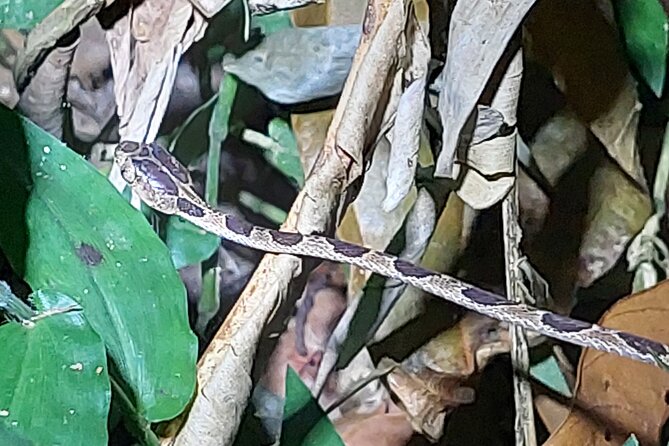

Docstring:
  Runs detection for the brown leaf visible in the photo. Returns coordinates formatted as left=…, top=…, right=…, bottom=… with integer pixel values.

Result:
left=545, top=281, right=669, bottom=446
left=335, top=408, right=414, bottom=446
left=384, top=314, right=510, bottom=441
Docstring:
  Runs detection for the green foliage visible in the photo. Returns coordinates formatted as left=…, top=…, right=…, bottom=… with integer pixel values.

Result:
left=267, top=118, right=304, bottom=187
left=0, top=289, right=110, bottom=445
left=0, top=0, right=63, bottom=29
left=165, top=216, right=218, bottom=269
left=281, top=368, right=344, bottom=446
left=529, top=355, right=572, bottom=398
left=0, top=106, right=197, bottom=422
left=252, top=10, right=292, bottom=35
left=615, top=0, right=669, bottom=96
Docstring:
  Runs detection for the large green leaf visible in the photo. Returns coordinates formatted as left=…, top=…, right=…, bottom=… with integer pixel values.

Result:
left=281, top=368, right=344, bottom=446
left=0, top=289, right=110, bottom=445
left=615, top=0, right=668, bottom=96
left=0, top=106, right=197, bottom=421
left=0, top=0, right=64, bottom=29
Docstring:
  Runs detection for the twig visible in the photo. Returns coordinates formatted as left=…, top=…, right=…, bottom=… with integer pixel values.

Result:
left=500, top=48, right=536, bottom=446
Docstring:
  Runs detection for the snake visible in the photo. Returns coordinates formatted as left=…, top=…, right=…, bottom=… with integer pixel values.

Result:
left=115, top=140, right=669, bottom=371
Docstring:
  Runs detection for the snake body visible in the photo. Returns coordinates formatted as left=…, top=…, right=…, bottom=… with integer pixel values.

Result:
left=115, top=141, right=669, bottom=370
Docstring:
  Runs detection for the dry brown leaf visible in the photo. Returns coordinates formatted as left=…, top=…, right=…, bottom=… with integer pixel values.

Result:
left=578, top=160, right=651, bottom=287
left=545, top=280, right=669, bottom=445
left=384, top=313, right=510, bottom=441
left=313, top=189, right=434, bottom=394
left=436, top=0, right=535, bottom=178
left=525, top=0, right=647, bottom=188
left=534, top=395, right=571, bottom=434
left=529, top=109, right=589, bottom=186
left=336, top=410, right=414, bottom=446
left=291, top=110, right=335, bottom=176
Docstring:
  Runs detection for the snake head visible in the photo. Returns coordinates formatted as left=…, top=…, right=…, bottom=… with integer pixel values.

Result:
left=115, top=140, right=187, bottom=215
left=115, top=141, right=144, bottom=184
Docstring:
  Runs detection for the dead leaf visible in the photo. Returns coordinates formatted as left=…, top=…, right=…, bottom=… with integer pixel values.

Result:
left=291, top=110, right=335, bottom=176
left=383, top=14, right=430, bottom=212
left=336, top=410, right=414, bottom=446
left=453, top=48, right=522, bottom=210
left=14, top=0, right=104, bottom=91
left=534, top=395, right=571, bottom=434
left=529, top=108, right=589, bottom=186
left=578, top=159, right=651, bottom=287
left=545, top=280, right=669, bottom=445
left=375, top=193, right=474, bottom=341
left=222, top=25, right=361, bottom=104
left=525, top=0, right=647, bottom=188
left=437, top=0, right=536, bottom=178
left=384, top=313, right=510, bottom=441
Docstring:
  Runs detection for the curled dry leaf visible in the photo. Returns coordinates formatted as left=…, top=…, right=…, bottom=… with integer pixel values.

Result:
left=222, top=25, right=362, bottom=104
left=383, top=14, right=430, bottom=212
left=14, top=0, right=105, bottom=92
left=578, top=160, right=651, bottom=287
left=313, top=188, right=435, bottom=395
left=526, top=0, right=647, bottom=188
left=69, top=19, right=115, bottom=142
left=545, top=280, right=669, bottom=446
left=453, top=49, right=522, bottom=210
left=436, top=0, right=536, bottom=178
left=384, top=313, right=510, bottom=441
left=18, top=36, right=78, bottom=138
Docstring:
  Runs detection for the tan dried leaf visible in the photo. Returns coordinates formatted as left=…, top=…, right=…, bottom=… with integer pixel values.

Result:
left=578, top=160, right=651, bottom=287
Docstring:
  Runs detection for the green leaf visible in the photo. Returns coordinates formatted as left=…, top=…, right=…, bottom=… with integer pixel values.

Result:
left=615, top=0, right=669, bottom=96
left=0, top=0, right=64, bottom=29
left=623, top=434, right=640, bottom=446
left=165, top=216, right=218, bottom=269
left=0, top=106, right=197, bottom=421
left=208, top=73, right=237, bottom=204
left=266, top=118, right=304, bottom=187
left=281, top=368, right=344, bottom=446
left=529, top=355, right=572, bottom=398
left=252, top=10, right=292, bottom=35
left=195, top=266, right=221, bottom=336
left=238, top=191, right=287, bottom=225
left=0, top=289, right=110, bottom=445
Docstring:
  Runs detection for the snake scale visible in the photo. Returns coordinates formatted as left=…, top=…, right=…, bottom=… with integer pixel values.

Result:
left=115, top=140, right=669, bottom=371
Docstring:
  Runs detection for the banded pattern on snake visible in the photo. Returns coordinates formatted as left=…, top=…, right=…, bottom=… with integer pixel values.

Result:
left=114, top=140, right=669, bottom=371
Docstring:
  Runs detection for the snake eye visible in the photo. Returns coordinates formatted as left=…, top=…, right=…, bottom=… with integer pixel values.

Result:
left=119, top=159, right=137, bottom=183
left=117, top=141, right=141, bottom=154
